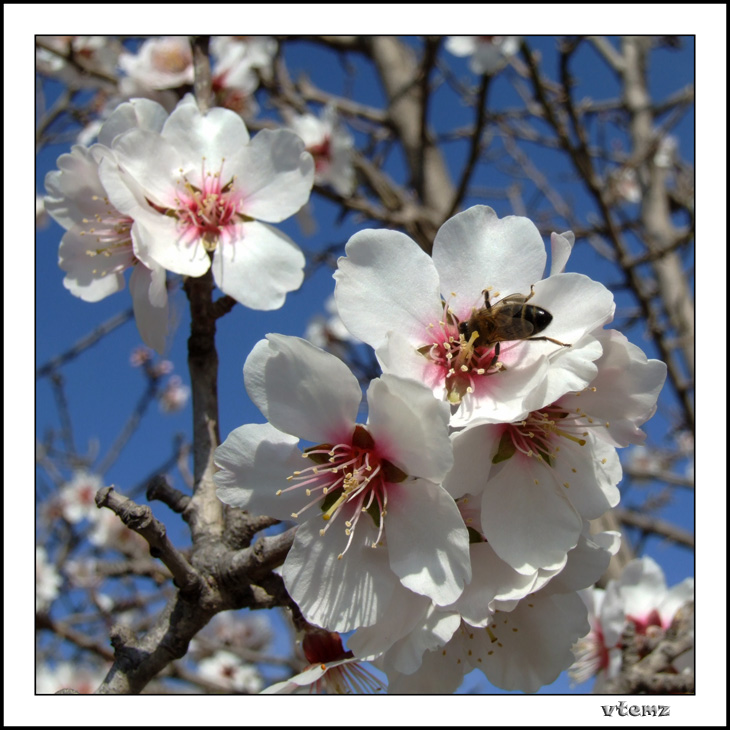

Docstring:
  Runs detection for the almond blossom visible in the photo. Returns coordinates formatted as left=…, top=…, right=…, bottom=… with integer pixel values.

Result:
left=334, top=205, right=614, bottom=427
left=97, top=95, right=314, bottom=310
left=288, top=105, right=356, bottom=196
left=58, top=470, right=104, bottom=524
left=118, top=36, right=195, bottom=90
left=570, top=556, right=694, bottom=691
left=214, top=334, right=471, bottom=632
left=44, top=99, right=171, bottom=353
left=197, top=650, right=263, bottom=693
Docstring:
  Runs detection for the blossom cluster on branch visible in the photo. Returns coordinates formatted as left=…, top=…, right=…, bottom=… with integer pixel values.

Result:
left=36, top=34, right=693, bottom=697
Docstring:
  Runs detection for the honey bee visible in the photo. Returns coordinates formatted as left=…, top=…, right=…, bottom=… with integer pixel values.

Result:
left=458, top=285, right=571, bottom=369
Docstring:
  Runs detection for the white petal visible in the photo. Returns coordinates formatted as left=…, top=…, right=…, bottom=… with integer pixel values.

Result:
left=97, top=97, right=169, bottom=147
left=560, top=329, right=667, bottom=447
left=237, top=129, right=314, bottom=222
left=348, top=587, right=430, bottom=659
left=531, top=273, right=615, bottom=342
left=455, top=542, right=538, bottom=626
left=243, top=335, right=361, bottom=444
left=385, top=479, right=471, bottom=605
left=479, top=591, right=590, bottom=693
left=132, top=215, right=212, bottom=278
left=58, top=229, right=129, bottom=302
left=283, top=518, right=399, bottom=632
left=162, top=100, right=251, bottom=164
left=214, top=422, right=303, bottom=520
left=366, top=375, right=452, bottom=483
left=481, top=458, right=583, bottom=574
left=334, top=228, right=443, bottom=348
left=551, top=436, right=621, bottom=520
left=549, top=230, right=575, bottom=276
left=129, top=263, right=169, bottom=354
left=432, top=206, right=546, bottom=320
left=443, top=424, right=501, bottom=499
left=211, top=221, right=304, bottom=310
left=382, top=605, right=461, bottom=675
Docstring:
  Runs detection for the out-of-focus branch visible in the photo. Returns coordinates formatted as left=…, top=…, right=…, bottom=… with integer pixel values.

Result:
left=36, top=308, right=134, bottom=379
left=613, top=507, right=694, bottom=549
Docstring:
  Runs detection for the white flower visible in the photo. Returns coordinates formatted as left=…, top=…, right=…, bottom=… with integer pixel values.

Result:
left=36, top=547, right=62, bottom=613
left=159, top=375, right=190, bottom=413
left=445, top=36, right=521, bottom=75
left=209, top=36, right=277, bottom=116
left=334, top=205, right=614, bottom=427
left=98, top=95, right=314, bottom=310
left=58, top=469, right=104, bottom=524
left=288, top=105, right=356, bottom=196
left=570, top=556, right=694, bottom=690
left=118, top=36, right=194, bottom=90
left=197, top=650, right=263, bottom=693
left=261, top=631, right=383, bottom=694
left=44, top=99, right=172, bottom=353
left=211, top=36, right=277, bottom=84
left=214, top=334, right=471, bottom=632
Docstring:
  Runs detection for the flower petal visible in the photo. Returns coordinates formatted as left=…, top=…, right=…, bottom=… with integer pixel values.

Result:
left=366, top=375, right=452, bottom=483
left=283, top=517, right=399, bottom=632
left=432, top=206, right=546, bottom=319
left=236, top=129, right=314, bottom=222
left=481, top=457, right=583, bottom=574
left=211, top=221, right=304, bottom=310
left=385, top=478, right=471, bottom=605
left=214, top=422, right=303, bottom=520
left=334, top=229, right=443, bottom=347
left=243, top=335, right=361, bottom=444
left=129, top=263, right=169, bottom=354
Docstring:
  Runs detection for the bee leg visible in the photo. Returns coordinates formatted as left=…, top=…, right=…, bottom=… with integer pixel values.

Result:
left=481, top=289, right=493, bottom=310
left=524, top=284, right=536, bottom=303
left=487, top=341, right=501, bottom=370
left=528, top=336, right=572, bottom=348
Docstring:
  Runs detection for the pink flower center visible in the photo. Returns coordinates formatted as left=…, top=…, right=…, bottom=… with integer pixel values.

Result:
left=420, top=305, right=501, bottom=404
left=309, top=137, right=331, bottom=173
left=166, top=159, right=251, bottom=252
left=280, top=425, right=407, bottom=557
left=627, top=608, right=664, bottom=634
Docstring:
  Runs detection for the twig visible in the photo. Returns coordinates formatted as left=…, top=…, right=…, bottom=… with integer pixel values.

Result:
left=35, top=308, right=134, bottom=379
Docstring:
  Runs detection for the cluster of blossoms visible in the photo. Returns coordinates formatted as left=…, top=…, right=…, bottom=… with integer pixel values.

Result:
left=214, top=205, right=667, bottom=692
left=570, top=556, right=694, bottom=691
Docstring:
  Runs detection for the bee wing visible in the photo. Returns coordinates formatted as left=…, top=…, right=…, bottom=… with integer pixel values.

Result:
left=490, top=305, right=536, bottom=341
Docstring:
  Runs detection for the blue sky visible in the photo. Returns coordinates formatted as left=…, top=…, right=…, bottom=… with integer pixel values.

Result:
left=10, top=11, right=723, bottom=718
